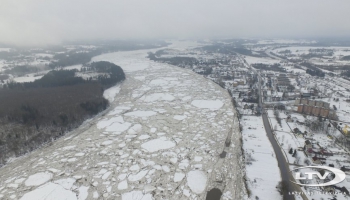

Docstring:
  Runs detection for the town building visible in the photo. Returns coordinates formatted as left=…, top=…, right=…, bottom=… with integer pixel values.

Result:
left=295, top=98, right=336, bottom=119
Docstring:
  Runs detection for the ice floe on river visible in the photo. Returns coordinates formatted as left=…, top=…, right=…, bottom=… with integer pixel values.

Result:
left=0, top=47, right=245, bottom=199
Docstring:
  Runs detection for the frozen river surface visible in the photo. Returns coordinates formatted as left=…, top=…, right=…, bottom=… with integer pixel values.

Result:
left=0, top=48, right=245, bottom=199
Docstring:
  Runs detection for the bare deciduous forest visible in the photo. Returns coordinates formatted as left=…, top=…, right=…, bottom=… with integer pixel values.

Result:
left=0, top=61, right=125, bottom=166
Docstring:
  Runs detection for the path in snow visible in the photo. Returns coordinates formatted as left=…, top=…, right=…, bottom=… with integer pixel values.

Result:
left=0, top=48, right=245, bottom=200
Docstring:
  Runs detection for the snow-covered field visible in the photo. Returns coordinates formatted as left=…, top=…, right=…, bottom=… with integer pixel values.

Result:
left=12, top=75, right=43, bottom=83
left=272, top=46, right=350, bottom=66
left=244, top=56, right=280, bottom=65
left=241, top=116, right=282, bottom=200
left=0, top=47, right=245, bottom=199
left=256, top=39, right=316, bottom=45
left=63, top=64, right=83, bottom=71
left=0, top=60, right=8, bottom=72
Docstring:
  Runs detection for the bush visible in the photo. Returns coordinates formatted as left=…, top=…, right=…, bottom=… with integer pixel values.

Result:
left=289, top=148, right=293, bottom=154
left=276, top=181, right=288, bottom=196
left=274, top=110, right=282, bottom=127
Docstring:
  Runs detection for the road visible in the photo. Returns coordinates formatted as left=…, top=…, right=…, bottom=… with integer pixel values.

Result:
left=242, top=54, right=307, bottom=200
left=259, top=52, right=310, bottom=200
left=262, top=113, right=299, bottom=200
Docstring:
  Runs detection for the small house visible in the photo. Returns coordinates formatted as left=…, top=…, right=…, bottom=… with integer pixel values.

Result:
left=304, top=140, right=312, bottom=149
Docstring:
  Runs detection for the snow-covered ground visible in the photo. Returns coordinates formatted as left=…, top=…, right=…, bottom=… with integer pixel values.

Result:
left=12, top=75, right=43, bottom=83
left=243, top=56, right=280, bottom=65
left=103, top=85, right=121, bottom=102
left=0, top=47, right=245, bottom=199
left=266, top=110, right=350, bottom=200
left=63, top=64, right=83, bottom=71
left=0, top=60, right=7, bottom=72
left=256, top=39, right=316, bottom=45
left=0, top=48, right=11, bottom=52
left=241, top=116, right=282, bottom=200
left=272, top=46, right=350, bottom=67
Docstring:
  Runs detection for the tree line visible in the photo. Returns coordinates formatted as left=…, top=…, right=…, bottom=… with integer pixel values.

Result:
left=301, top=62, right=325, bottom=77
left=5, top=61, right=125, bottom=89
left=148, top=52, right=198, bottom=66
left=306, top=69, right=325, bottom=77
left=252, top=63, right=286, bottom=72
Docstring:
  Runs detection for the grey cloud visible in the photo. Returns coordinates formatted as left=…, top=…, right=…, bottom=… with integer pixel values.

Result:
left=0, top=0, right=349, bottom=46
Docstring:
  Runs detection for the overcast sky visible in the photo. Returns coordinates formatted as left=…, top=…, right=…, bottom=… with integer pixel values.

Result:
left=1, top=0, right=350, bottom=46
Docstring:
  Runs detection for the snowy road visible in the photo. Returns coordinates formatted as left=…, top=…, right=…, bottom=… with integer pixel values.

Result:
left=0, top=48, right=245, bottom=199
